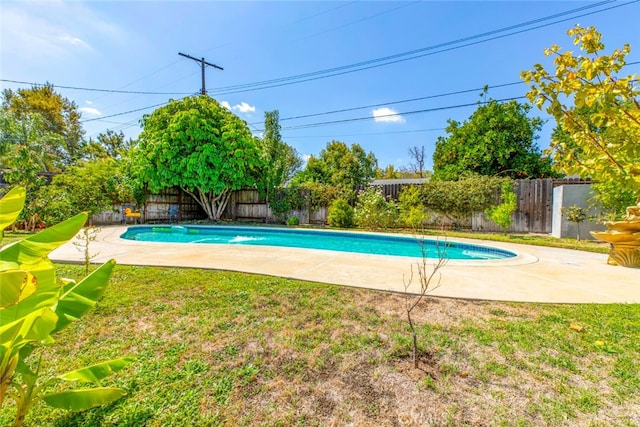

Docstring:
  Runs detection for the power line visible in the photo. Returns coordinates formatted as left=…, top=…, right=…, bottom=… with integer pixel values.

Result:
left=283, top=128, right=447, bottom=138
left=208, top=1, right=615, bottom=91
left=251, top=81, right=524, bottom=125
left=207, top=0, right=636, bottom=96
left=80, top=58, right=638, bottom=129
left=79, top=102, right=172, bottom=123
left=275, top=96, right=527, bottom=131
left=0, top=79, right=193, bottom=96
left=251, top=61, right=639, bottom=126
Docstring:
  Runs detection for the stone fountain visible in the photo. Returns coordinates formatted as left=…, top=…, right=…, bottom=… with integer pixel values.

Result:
left=591, top=202, right=640, bottom=268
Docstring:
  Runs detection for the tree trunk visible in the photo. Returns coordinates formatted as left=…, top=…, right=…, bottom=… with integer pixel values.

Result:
left=413, top=332, right=418, bottom=369
left=183, top=187, right=231, bottom=221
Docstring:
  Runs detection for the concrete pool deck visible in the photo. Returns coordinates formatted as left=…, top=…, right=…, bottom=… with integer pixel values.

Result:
left=49, top=225, right=639, bottom=304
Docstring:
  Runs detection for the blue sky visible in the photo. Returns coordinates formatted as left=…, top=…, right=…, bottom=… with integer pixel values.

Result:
left=1, top=1, right=639, bottom=171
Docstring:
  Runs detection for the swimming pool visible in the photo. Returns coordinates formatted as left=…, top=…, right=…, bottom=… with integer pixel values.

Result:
left=120, top=225, right=516, bottom=261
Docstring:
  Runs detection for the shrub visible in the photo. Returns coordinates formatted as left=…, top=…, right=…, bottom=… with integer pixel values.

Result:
left=485, top=181, right=518, bottom=232
left=299, top=182, right=341, bottom=211
left=423, top=175, right=506, bottom=226
left=354, top=187, right=398, bottom=230
left=286, top=215, right=300, bottom=226
left=327, top=198, right=355, bottom=228
left=269, top=188, right=306, bottom=222
left=398, top=185, right=428, bottom=228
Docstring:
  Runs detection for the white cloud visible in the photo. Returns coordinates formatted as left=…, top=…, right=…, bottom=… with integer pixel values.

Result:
left=79, top=107, right=102, bottom=116
left=60, top=35, right=91, bottom=49
left=233, top=102, right=256, bottom=113
left=302, top=154, right=312, bottom=162
left=220, top=100, right=255, bottom=114
left=372, top=107, right=405, bottom=123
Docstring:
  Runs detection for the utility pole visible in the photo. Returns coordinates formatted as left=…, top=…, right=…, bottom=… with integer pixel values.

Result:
left=178, top=52, right=223, bottom=96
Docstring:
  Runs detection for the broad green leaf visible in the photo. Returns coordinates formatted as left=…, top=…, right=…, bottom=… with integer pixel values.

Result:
left=42, top=387, right=127, bottom=411
left=0, top=266, right=59, bottom=326
left=15, top=346, right=38, bottom=388
left=0, top=187, right=26, bottom=233
left=57, top=357, right=134, bottom=383
left=22, top=308, right=57, bottom=344
left=53, top=259, right=116, bottom=333
left=0, top=270, right=36, bottom=308
left=0, top=212, right=88, bottom=269
left=0, top=308, right=57, bottom=349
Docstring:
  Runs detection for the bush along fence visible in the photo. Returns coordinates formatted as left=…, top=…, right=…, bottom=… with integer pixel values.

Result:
left=93, top=178, right=594, bottom=234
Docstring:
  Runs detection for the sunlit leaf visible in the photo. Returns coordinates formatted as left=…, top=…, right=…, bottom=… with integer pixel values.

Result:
left=57, top=357, right=134, bottom=383
left=0, top=212, right=87, bottom=268
left=53, top=260, right=116, bottom=333
left=42, top=387, right=127, bottom=411
left=0, top=270, right=37, bottom=308
left=0, top=187, right=26, bottom=233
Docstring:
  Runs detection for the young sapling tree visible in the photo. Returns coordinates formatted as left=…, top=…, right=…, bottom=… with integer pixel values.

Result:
left=562, top=205, right=587, bottom=240
left=403, top=231, right=448, bottom=369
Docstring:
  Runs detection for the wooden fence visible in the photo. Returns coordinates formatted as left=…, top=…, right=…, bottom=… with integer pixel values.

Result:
left=471, top=179, right=553, bottom=233
left=93, top=179, right=594, bottom=233
left=476, top=178, right=592, bottom=233
left=219, top=179, right=594, bottom=232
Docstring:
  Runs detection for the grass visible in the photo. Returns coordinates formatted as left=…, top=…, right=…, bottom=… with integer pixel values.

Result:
left=427, top=230, right=610, bottom=254
left=1, top=264, right=638, bottom=426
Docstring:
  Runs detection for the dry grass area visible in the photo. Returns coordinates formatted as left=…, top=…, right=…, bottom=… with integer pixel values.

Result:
left=1, top=264, right=638, bottom=426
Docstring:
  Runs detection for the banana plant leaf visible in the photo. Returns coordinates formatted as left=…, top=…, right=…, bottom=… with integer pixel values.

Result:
left=42, top=387, right=127, bottom=411
left=53, top=259, right=116, bottom=333
left=0, top=212, right=88, bottom=270
left=0, top=270, right=36, bottom=308
left=0, top=187, right=26, bottom=233
left=1, top=212, right=89, bottom=324
left=57, top=357, right=134, bottom=383
left=0, top=308, right=57, bottom=349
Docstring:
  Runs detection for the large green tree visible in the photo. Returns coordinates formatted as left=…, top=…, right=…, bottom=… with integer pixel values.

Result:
left=37, top=158, right=135, bottom=225
left=133, top=96, right=262, bottom=220
left=83, top=130, right=134, bottom=161
left=521, top=25, right=640, bottom=206
left=293, top=140, right=377, bottom=193
left=2, top=84, right=84, bottom=166
left=255, top=110, right=302, bottom=220
left=0, top=111, right=64, bottom=227
left=432, top=99, right=557, bottom=181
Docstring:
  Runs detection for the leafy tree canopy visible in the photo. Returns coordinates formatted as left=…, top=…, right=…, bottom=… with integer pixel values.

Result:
left=83, top=130, right=134, bottom=161
left=1, top=84, right=84, bottom=165
left=522, top=25, right=639, bottom=203
left=432, top=99, right=558, bottom=181
left=37, top=158, right=134, bottom=225
left=255, top=110, right=302, bottom=217
left=292, top=140, right=377, bottom=194
left=133, top=95, right=262, bottom=220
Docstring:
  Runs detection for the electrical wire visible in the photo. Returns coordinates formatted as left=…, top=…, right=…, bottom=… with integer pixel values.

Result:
left=5, top=6, right=637, bottom=105
left=276, top=96, right=527, bottom=131
left=283, top=128, right=447, bottom=138
left=0, top=79, right=193, bottom=96
left=251, top=81, right=524, bottom=125
left=79, top=102, right=172, bottom=123
left=207, top=0, right=625, bottom=94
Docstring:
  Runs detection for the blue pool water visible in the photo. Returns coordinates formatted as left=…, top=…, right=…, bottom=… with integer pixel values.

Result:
left=120, top=225, right=516, bottom=261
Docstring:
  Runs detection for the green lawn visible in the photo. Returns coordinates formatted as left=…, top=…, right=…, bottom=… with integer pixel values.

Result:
left=1, top=264, right=638, bottom=426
